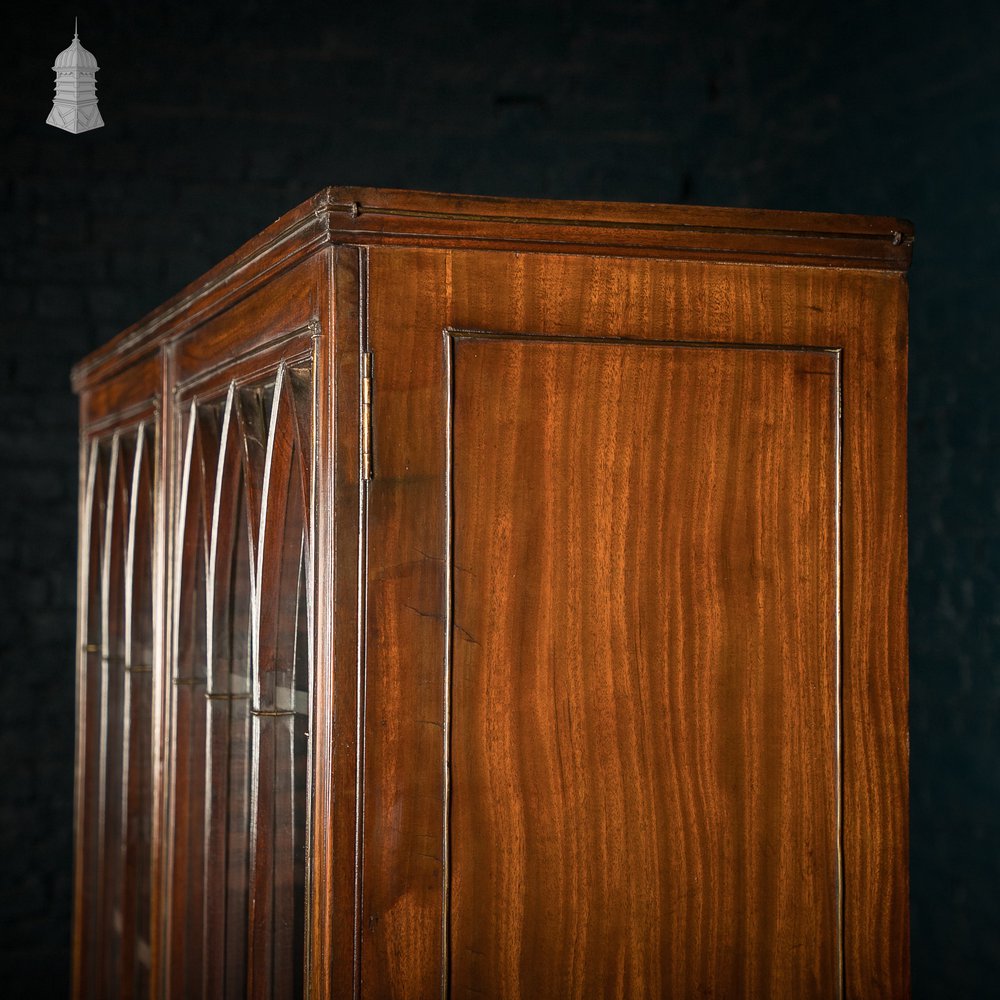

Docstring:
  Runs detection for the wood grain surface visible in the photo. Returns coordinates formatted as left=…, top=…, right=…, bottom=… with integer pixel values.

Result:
left=71, top=187, right=912, bottom=396
left=449, top=335, right=840, bottom=998
left=363, top=248, right=449, bottom=998
left=364, top=245, right=908, bottom=999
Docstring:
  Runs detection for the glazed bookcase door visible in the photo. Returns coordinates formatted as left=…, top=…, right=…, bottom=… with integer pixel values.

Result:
left=166, top=361, right=313, bottom=1000
left=75, top=418, right=158, bottom=1000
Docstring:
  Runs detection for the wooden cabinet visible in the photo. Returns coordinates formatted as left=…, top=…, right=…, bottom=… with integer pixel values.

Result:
left=72, top=188, right=912, bottom=999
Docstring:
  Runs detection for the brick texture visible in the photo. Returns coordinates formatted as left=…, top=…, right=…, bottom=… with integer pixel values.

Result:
left=2, top=1, right=998, bottom=995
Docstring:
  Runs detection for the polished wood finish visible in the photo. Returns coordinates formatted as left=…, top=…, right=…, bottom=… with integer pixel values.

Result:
left=73, top=188, right=911, bottom=998
left=449, top=336, right=840, bottom=996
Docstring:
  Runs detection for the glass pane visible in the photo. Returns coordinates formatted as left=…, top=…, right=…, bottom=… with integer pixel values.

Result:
left=203, top=388, right=254, bottom=998
left=77, top=439, right=107, bottom=997
left=169, top=364, right=311, bottom=999
left=121, top=423, right=155, bottom=997
left=248, top=364, right=311, bottom=999
left=77, top=421, right=157, bottom=1000
left=169, top=404, right=210, bottom=996
left=100, top=432, right=135, bottom=1000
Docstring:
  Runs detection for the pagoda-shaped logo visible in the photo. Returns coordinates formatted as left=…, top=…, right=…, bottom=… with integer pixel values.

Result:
left=46, top=19, right=104, bottom=134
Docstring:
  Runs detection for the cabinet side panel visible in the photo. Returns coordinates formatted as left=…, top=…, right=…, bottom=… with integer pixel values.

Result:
left=449, top=336, right=841, bottom=998
left=362, top=247, right=908, bottom=1000
left=442, top=248, right=910, bottom=999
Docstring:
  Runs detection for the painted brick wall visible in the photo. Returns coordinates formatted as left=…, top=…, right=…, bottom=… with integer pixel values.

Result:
left=2, top=1, right=998, bottom=995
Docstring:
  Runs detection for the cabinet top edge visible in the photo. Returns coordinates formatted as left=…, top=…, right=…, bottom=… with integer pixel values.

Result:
left=319, top=185, right=914, bottom=243
left=72, top=186, right=913, bottom=391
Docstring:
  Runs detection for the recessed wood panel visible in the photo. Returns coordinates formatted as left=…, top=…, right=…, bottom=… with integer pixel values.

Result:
left=448, top=334, right=841, bottom=998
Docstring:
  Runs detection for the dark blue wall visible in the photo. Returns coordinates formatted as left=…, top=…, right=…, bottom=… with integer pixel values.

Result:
left=2, top=1, right=997, bottom=995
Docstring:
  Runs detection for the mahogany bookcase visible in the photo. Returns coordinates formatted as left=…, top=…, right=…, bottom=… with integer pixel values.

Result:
left=71, top=187, right=912, bottom=999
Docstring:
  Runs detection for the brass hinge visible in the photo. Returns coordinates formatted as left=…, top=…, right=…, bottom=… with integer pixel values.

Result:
left=361, top=351, right=373, bottom=480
